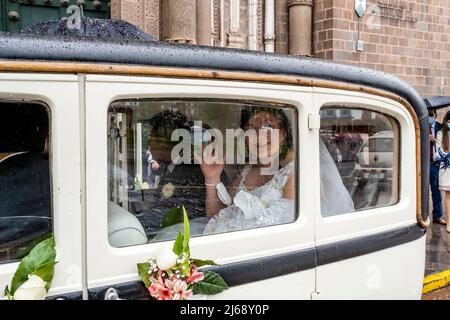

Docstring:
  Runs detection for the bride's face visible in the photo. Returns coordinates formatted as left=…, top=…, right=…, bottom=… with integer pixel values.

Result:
left=244, top=111, right=286, bottom=164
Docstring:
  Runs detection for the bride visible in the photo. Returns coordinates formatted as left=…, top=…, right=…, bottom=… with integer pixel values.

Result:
left=152, top=105, right=354, bottom=241
left=200, top=106, right=295, bottom=234
left=151, top=106, right=295, bottom=241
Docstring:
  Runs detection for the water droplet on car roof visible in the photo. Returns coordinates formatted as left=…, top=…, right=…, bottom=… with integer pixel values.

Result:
left=20, top=17, right=156, bottom=42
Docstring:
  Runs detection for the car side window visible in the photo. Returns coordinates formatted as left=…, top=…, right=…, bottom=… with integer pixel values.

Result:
left=0, top=101, right=52, bottom=263
left=319, top=105, right=400, bottom=216
left=107, top=99, right=298, bottom=247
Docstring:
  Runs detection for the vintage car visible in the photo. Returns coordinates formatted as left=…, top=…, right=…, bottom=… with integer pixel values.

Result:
left=0, top=20, right=429, bottom=300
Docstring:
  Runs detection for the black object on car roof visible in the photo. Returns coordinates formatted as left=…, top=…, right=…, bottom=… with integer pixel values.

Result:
left=424, top=96, right=450, bottom=110
left=20, top=17, right=155, bottom=41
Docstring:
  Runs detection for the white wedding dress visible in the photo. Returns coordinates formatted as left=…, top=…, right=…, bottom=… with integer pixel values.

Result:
left=151, top=161, right=295, bottom=241
left=203, top=161, right=295, bottom=234
left=152, top=142, right=354, bottom=241
left=204, top=139, right=355, bottom=231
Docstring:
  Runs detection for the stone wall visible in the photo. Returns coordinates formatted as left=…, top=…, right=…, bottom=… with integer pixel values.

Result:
left=313, top=0, right=450, bottom=97
left=111, top=0, right=450, bottom=98
left=111, top=0, right=299, bottom=52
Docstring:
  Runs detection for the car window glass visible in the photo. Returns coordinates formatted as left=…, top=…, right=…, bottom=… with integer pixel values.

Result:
left=319, top=105, right=399, bottom=216
left=0, top=101, right=52, bottom=263
left=107, top=99, right=298, bottom=247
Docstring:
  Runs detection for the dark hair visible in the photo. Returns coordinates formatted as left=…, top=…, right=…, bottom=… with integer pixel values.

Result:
left=442, top=110, right=450, bottom=152
left=240, top=105, right=293, bottom=159
left=148, top=110, right=188, bottom=135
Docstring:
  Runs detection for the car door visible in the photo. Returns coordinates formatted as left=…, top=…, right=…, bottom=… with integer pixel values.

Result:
left=311, top=87, right=426, bottom=299
left=0, top=73, right=83, bottom=299
left=84, top=74, right=317, bottom=300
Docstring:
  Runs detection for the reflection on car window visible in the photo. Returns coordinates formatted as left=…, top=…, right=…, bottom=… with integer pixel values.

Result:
left=107, top=99, right=298, bottom=247
left=319, top=106, right=399, bottom=216
left=0, top=102, right=52, bottom=263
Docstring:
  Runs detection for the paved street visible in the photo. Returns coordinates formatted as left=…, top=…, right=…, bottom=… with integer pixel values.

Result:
left=422, top=285, right=450, bottom=300
left=426, top=193, right=450, bottom=276
left=424, top=197, right=449, bottom=300
left=425, top=219, right=450, bottom=276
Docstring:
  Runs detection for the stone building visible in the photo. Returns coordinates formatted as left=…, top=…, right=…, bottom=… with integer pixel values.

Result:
left=3, top=1, right=446, bottom=98
left=109, top=0, right=450, bottom=99
left=110, top=0, right=312, bottom=54
left=314, top=0, right=450, bottom=97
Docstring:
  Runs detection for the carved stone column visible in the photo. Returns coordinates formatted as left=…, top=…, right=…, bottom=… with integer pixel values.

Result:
left=110, top=0, right=121, bottom=20
left=264, top=0, right=275, bottom=52
left=256, top=0, right=264, bottom=51
left=288, top=0, right=313, bottom=56
left=197, top=0, right=212, bottom=45
left=248, top=0, right=258, bottom=50
left=143, top=0, right=160, bottom=39
left=110, top=0, right=160, bottom=39
left=111, top=0, right=142, bottom=28
left=275, top=0, right=288, bottom=54
left=163, top=0, right=197, bottom=44
left=227, top=0, right=245, bottom=48
left=212, top=0, right=220, bottom=45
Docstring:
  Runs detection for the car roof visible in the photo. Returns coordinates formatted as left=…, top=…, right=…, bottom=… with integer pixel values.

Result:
left=0, top=30, right=431, bottom=225
left=0, top=32, right=426, bottom=118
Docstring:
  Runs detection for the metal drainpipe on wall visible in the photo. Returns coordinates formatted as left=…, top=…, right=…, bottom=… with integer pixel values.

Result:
left=264, top=0, right=275, bottom=52
left=248, top=0, right=257, bottom=50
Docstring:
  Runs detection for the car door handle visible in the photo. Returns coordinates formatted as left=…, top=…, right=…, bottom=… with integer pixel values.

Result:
left=104, top=287, right=122, bottom=300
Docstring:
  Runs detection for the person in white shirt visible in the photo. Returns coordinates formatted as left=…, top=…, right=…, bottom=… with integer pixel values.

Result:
left=435, top=110, right=450, bottom=232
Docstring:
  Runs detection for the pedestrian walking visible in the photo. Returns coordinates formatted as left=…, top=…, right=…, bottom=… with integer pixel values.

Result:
left=435, top=110, right=450, bottom=231
left=429, top=109, right=446, bottom=226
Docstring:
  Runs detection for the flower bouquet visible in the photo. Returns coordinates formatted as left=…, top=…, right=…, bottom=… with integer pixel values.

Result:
left=137, top=206, right=228, bottom=300
left=3, top=236, right=57, bottom=300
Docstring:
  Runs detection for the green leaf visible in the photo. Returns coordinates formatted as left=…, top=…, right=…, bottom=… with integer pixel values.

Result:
left=173, top=231, right=184, bottom=256
left=160, top=206, right=184, bottom=228
left=137, top=262, right=151, bottom=288
left=4, top=285, right=13, bottom=300
left=191, top=259, right=218, bottom=268
left=10, top=236, right=56, bottom=294
left=182, top=206, right=190, bottom=256
left=192, top=271, right=228, bottom=295
left=32, top=261, right=57, bottom=291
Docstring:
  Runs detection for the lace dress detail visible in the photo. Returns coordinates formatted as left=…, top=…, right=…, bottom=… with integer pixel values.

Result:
left=204, top=161, right=295, bottom=234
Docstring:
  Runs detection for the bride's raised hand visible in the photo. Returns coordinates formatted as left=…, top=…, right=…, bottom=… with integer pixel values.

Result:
left=194, top=146, right=225, bottom=184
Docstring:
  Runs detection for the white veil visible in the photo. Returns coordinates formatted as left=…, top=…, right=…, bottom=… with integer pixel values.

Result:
left=320, top=138, right=355, bottom=216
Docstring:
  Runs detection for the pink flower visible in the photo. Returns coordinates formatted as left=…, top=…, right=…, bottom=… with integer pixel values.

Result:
left=148, top=282, right=173, bottom=300
left=148, top=270, right=174, bottom=300
left=186, top=265, right=204, bottom=284
left=146, top=266, right=202, bottom=300
left=165, top=278, right=192, bottom=300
